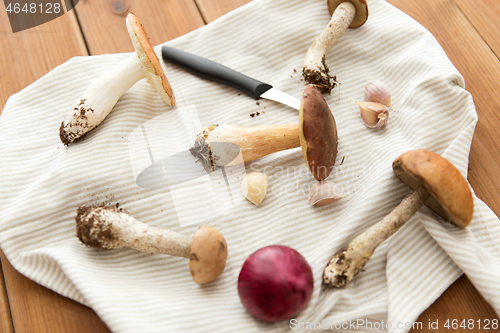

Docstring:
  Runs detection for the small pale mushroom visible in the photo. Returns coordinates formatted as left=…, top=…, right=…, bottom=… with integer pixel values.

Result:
left=303, top=0, right=368, bottom=94
left=76, top=206, right=227, bottom=284
left=59, top=13, right=174, bottom=145
left=323, top=149, right=474, bottom=288
left=190, top=85, right=338, bottom=181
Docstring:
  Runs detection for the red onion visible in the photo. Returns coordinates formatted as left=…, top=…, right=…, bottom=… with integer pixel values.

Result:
left=237, top=245, right=314, bottom=323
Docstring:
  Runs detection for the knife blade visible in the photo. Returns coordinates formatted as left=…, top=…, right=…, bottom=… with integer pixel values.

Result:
left=162, top=46, right=300, bottom=110
left=136, top=142, right=243, bottom=189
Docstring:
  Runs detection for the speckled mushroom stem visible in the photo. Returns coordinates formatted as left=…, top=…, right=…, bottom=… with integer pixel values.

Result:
left=302, top=2, right=356, bottom=94
left=190, top=123, right=300, bottom=171
left=323, top=186, right=430, bottom=288
left=76, top=206, right=192, bottom=258
left=59, top=55, right=145, bottom=145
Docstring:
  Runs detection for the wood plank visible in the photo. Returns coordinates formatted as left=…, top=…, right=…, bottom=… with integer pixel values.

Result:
left=0, top=260, right=14, bottom=333
left=389, top=0, right=500, bottom=222
left=386, top=0, right=500, bottom=330
left=195, top=0, right=252, bottom=23
left=0, top=252, right=110, bottom=333
left=0, top=6, right=110, bottom=333
left=453, top=0, right=500, bottom=61
left=413, top=275, right=499, bottom=332
left=0, top=2, right=204, bottom=333
left=72, top=0, right=205, bottom=55
left=0, top=7, right=87, bottom=111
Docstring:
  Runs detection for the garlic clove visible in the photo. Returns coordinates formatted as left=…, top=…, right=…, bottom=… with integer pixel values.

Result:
left=355, top=101, right=389, bottom=128
left=364, top=81, right=392, bottom=108
left=242, top=172, right=268, bottom=205
left=309, top=180, right=343, bottom=206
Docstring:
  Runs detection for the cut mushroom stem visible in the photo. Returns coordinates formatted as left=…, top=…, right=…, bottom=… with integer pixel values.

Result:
left=323, top=149, right=474, bottom=288
left=303, top=0, right=368, bottom=94
left=190, top=123, right=300, bottom=171
left=76, top=206, right=227, bottom=284
left=60, top=13, right=174, bottom=145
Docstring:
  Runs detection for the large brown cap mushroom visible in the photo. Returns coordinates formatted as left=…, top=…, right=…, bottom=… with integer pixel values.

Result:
left=393, top=149, right=473, bottom=228
left=323, top=149, right=474, bottom=288
left=189, top=225, right=228, bottom=285
left=299, top=84, right=338, bottom=180
left=126, top=13, right=175, bottom=106
left=328, top=0, right=368, bottom=28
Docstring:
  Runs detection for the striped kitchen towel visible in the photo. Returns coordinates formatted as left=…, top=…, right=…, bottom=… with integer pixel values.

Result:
left=0, top=0, right=498, bottom=332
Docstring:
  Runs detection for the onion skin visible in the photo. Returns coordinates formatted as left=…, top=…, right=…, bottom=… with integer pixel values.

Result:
left=237, top=245, right=314, bottom=323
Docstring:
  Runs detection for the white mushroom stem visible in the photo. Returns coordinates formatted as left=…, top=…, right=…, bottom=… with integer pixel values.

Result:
left=60, top=13, right=174, bottom=145
left=190, top=123, right=300, bottom=171
left=303, top=2, right=356, bottom=94
left=323, top=186, right=430, bottom=288
left=59, top=55, right=147, bottom=145
left=76, top=206, right=192, bottom=258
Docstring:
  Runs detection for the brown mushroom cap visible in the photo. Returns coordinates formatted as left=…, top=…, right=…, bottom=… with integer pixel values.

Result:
left=327, top=0, right=368, bottom=28
left=299, top=85, right=338, bottom=181
left=126, top=13, right=175, bottom=106
left=392, top=149, right=474, bottom=228
left=189, top=225, right=228, bottom=284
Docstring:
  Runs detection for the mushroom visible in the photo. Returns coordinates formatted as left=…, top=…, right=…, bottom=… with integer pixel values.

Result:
left=190, top=85, right=338, bottom=180
left=76, top=206, right=227, bottom=285
left=190, top=122, right=300, bottom=171
left=323, top=149, right=474, bottom=288
left=308, top=179, right=343, bottom=206
left=59, top=13, right=174, bottom=145
left=299, top=84, right=338, bottom=180
left=302, top=0, right=368, bottom=94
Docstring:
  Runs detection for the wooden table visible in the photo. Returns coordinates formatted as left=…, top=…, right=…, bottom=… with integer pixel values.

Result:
left=0, top=0, right=499, bottom=332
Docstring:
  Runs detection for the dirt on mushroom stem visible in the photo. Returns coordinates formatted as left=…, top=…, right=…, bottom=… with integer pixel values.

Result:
left=59, top=99, right=94, bottom=145
left=189, top=125, right=220, bottom=172
left=302, top=56, right=338, bottom=94
left=75, top=205, right=119, bottom=249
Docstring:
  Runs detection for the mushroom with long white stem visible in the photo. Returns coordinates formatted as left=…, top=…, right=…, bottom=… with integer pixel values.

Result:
left=303, top=0, right=368, bottom=94
left=190, top=85, right=338, bottom=180
left=76, top=206, right=227, bottom=284
left=323, top=149, right=474, bottom=288
left=59, top=13, right=175, bottom=145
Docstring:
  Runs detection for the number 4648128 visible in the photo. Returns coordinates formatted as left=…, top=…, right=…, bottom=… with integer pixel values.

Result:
left=444, top=319, right=498, bottom=330
left=5, top=3, right=61, bottom=14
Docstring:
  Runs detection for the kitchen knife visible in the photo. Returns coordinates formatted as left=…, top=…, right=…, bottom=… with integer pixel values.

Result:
left=162, top=46, right=301, bottom=110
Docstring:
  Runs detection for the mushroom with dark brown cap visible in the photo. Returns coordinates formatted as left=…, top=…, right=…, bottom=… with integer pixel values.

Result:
left=190, top=85, right=338, bottom=180
left=59, top=13, right=175, bottom=145
left=323, top=149, right=474, bottom=288
left=303, top=0, right=369, bottom=94
left=75, top=206, right=227, bottom=284
left=299, top=84, right=338, bottom=180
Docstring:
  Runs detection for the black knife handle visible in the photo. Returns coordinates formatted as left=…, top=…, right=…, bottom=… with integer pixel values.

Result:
left=162, top=46, right=272, bottom=100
